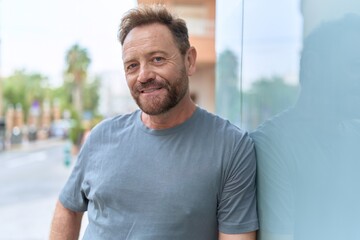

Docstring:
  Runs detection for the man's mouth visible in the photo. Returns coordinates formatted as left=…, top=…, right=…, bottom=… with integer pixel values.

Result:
left=138, top=84, right=164, bottom=93
left=140, top=87, right=163, bottom=93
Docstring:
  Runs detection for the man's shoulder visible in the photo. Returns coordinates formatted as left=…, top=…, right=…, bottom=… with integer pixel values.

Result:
left=250, top=107, right=298, bottom=142
left=91, top=110, right=140, bottom=135
left=196, top=107, right=250, bottom=146
left=198, top=107, right=247, bottom=134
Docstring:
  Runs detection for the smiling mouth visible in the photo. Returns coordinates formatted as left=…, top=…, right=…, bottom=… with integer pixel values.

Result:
left=141, top=87, right=163, bottom=93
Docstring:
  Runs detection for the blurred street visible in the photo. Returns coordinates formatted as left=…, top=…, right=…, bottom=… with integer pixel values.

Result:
left=0, top=139, right=86, bottom=239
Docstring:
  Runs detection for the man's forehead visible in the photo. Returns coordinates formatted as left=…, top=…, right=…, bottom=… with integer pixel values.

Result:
left=124, top=23, right=172, bottom=44
left=122, top=23, right=177, bottom=58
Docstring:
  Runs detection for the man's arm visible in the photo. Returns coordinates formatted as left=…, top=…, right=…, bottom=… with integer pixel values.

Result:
left=49, top=200, right=84, bottom=240
left=219, top=231, right=257, bottom=240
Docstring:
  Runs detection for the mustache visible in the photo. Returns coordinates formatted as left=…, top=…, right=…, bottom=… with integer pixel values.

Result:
left=135, top=79, right=168, bottom=92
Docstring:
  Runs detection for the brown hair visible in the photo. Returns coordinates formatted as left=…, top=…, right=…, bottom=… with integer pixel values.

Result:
left=118, top=4, right=190, bottom=55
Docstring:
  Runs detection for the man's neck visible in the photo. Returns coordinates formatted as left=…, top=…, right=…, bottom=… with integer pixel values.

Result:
left=141, top=97, right=196, bottom=130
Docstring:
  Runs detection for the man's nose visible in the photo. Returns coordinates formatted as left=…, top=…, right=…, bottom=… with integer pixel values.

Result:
left=137, top=64, right=156, bottom=83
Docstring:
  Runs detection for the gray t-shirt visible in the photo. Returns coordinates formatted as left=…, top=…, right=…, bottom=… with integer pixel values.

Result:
left=60, top=107, right=258, bottom=239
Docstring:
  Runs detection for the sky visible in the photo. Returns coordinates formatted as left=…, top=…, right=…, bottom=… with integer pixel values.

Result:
left=0, top=0, right=303, bottom=89
left=216, top=0, right=303, bottom=88
left=0, top=0, right=136, bottom=86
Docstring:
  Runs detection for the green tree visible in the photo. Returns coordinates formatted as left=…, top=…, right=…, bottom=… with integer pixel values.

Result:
left=65, top=44, right=91, bottom=117
left=216, top=49, right=241, bottom=125
left=3, top=70, right=48, bottom=120
left=83, top=76, right=100, bottom=114
left=243, top=76, right=300, bottom=129
left=62, top=44, right=102, bottom=146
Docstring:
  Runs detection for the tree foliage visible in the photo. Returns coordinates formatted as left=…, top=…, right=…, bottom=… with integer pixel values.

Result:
left=243, top=76, right=300, bottom=129
left=2, top=70, right=49, bottom=120
left=83, top=76, right=100, bottom=113
left=215, top=49, right=299, bottom=129
left=1, top=44, right=100, bottom=128
left=64, top=44, right=91, bottom=116
left=216, top=49, right=241, bottom=125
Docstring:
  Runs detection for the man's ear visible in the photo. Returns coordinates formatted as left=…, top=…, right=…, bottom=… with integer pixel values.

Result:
left=186, top=47, right=197, bottom=76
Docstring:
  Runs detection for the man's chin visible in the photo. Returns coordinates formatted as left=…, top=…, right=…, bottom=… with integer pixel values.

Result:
left=136, top=99, right=165, bottom=115
left=140, top=107, right=168, bottom=116
left=134, top=92, right=181, bottom=116
left=137, top=101, right=175, bottom=116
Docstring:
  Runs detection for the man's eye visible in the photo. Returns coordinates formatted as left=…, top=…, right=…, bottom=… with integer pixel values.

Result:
left=153, top=57, right=164, bottom=63
left=127, top=63, right=138, bottom=70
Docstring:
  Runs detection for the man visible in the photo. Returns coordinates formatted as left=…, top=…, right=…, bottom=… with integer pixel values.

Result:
left=50, top=4, right=258, bottom=240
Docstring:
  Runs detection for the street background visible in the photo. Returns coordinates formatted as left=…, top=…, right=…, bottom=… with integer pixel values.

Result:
left=0, top=139, right=87, bottom=239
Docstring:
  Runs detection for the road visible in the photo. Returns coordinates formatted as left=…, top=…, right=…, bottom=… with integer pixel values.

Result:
left=0, top=140, right=87, bottom=240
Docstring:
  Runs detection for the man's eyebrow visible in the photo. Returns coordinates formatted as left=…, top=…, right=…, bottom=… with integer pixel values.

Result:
left=123, top=58, right=135, bottom=65
left=146, top=50, right=168, bottom=56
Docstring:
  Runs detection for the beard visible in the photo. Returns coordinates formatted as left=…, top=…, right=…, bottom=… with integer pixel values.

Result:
left=131, top=68, right=189, bottom=115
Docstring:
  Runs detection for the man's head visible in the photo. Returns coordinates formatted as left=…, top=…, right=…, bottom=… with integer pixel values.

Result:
left=118, top=4, right=196, bottom=116
left=298, top=14, right=360, bottom=116
left=118, top=4, right=190, bottom=55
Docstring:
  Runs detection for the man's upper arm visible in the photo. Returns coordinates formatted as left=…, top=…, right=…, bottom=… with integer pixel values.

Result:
left=218, top=133, right=259, bottom=233
left=49, top=200, right=84, bottom=239
left=219, top=231, right=257, bottom=240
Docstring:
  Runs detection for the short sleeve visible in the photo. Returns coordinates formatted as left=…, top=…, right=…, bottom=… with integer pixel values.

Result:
left=217, top=133, right=259, bottom=234
left=59, top=136, right=92, bottom=212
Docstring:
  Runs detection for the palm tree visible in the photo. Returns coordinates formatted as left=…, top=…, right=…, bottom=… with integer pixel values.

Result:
left=65, top=44, right=91, bottom=117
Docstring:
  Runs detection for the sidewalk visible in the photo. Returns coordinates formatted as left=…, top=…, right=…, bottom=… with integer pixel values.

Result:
left=2, top=138, right=69, bottom=155
left=0, top=137, right=87, bottom=239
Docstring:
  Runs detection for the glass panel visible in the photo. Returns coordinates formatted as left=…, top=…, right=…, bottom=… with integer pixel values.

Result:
left=241, top=0, right=302, bottom=130
left=217, top=0, right=360, bottom=239
left=215, top=0, right=301, bottom=129
left=248, top=1, right=360, bottom=240
left=215, top=0, right=244, bottom=126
